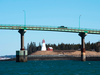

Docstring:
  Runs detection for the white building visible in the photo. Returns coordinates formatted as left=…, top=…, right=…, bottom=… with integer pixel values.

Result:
left=41, top=39, right=46, bottom=51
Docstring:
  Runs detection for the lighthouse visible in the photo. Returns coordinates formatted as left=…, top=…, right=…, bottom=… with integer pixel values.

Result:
left=41, top=39, right=46, bottom=51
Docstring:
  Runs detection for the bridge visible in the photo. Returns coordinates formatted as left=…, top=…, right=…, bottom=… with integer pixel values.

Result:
left=0, top=24, right=100, bottom=34
left=0, top=24, right=100, bottom=62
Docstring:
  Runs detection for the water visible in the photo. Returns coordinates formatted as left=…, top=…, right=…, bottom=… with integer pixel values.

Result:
left=0, top=60, right=100, bottom=75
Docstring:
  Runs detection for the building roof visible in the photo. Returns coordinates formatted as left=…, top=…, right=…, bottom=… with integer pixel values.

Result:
left=48, top=47, right=53, bottom=49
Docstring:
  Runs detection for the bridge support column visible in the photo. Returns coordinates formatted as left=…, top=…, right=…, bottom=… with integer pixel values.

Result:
left=19, top=29, right=26, bottom=50
left=79, top=32, right=87, bottom=61
left=16, top=29, right=28, bottom=62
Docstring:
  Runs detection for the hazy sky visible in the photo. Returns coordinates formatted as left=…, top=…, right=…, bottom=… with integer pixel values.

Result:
left=0, top=0, right=100, bottom=56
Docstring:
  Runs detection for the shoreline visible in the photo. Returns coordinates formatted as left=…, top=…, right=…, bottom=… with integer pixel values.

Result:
left=1, top=50, right=100, bottom=61
left=1, top=55, right=100, bottom=61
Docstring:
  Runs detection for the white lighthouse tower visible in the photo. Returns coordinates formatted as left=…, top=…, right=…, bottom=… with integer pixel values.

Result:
left=41, top=39, right=46, bottom=51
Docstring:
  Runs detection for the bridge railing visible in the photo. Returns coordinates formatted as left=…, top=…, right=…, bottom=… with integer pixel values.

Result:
left=67, top=27, right=100, bottom=31
left=0, top=24, right=100, bottom=31
left=26, top=25, right=59, bottom=28
left=0, top=24, right=59, bottom=28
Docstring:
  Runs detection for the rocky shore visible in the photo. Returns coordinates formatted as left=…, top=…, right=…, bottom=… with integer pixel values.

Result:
left=1, top=56, right=100, bottom=61
left=1, top=50, right=100, bottom=61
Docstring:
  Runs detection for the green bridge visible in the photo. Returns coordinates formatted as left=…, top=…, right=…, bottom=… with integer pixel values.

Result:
left=0, top=24, right=100, bottom=34
left=0, top=24, right=100, bottom=62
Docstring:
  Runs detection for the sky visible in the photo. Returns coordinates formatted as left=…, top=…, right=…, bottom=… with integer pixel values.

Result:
left=0, top=0, right=100, bottom=56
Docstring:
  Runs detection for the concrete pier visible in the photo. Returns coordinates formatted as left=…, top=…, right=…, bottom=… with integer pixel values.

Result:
left=16, top=50, right=27, bottom=62
left=16, top=29, right=27, bottom=62
left=79, top=32, right=87, bottom=61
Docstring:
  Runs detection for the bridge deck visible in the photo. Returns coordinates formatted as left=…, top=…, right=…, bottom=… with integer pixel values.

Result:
left=0, top=24, right=100, bottom=34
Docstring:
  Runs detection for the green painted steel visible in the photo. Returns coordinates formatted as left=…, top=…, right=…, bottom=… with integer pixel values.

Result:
left=0, top=24, right=100, bottom=34
left=16, top=50, right=27, bottom=55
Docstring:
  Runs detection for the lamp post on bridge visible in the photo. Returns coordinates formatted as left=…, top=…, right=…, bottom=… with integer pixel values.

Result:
left=23, top=10, right=26, bottom=27
left=79, top=15, right=81, bottom=29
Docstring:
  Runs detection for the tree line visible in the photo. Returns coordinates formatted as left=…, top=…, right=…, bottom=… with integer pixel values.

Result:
left=27, top=41, right=100, bottom=55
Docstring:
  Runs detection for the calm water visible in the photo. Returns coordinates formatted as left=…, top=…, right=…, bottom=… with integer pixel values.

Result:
left=0, top=60, right=100, bottom=75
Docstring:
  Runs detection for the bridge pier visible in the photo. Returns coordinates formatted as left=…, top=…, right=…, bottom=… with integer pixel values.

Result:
left=79, top=32, right=87, bottom=61
left=16, top=29, right=27, bottom=62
